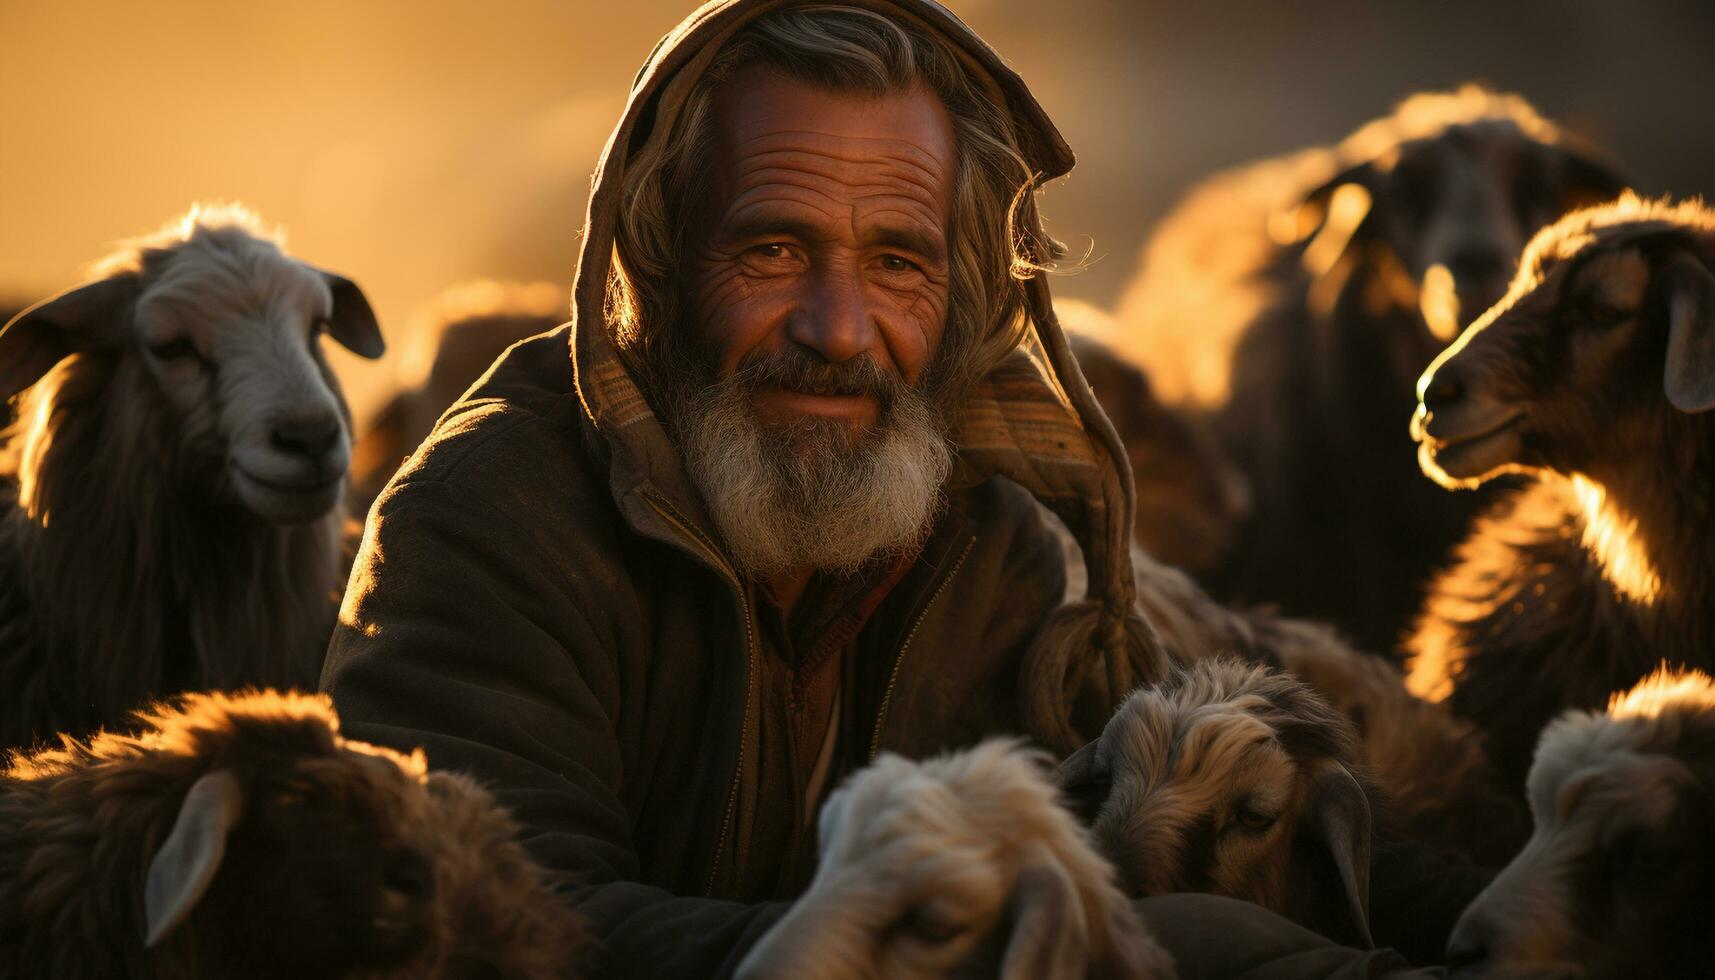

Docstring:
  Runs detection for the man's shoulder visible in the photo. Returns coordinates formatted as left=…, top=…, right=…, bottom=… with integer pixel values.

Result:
left=383, top=327, right=604, bottom=512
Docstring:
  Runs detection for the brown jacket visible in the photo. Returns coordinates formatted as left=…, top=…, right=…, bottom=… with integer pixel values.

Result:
left=325, top=1, right=1165, bottom=976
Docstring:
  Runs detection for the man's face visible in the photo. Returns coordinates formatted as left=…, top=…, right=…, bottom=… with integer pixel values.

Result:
left=689, top=67, right=957, bottom=437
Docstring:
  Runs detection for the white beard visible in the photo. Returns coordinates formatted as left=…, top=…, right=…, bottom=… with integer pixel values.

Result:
left=678, top=377, right=952, bottom=577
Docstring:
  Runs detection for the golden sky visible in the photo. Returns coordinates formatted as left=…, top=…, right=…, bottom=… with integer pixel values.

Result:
left=4, top=0, right=1712, bottom=420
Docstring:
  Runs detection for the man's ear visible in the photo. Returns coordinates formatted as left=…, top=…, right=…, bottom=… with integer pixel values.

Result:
left=144, top=769, right=246, bottom=948
left=315, top=269, right=385, bottom=360
left=1658, top=249, right=1715, bottom=413
left=0, top=274, right=139, bottom=402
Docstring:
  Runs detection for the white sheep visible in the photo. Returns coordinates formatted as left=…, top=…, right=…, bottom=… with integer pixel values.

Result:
left=0, top=204, right=384, bottom=749
left=1443, top=667, right=1715, bottom=979
left=0, top=688, right=588, bottom=979
left=735, top=739, right=1175, bottom=980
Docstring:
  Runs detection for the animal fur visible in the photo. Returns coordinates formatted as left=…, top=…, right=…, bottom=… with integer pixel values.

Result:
left=1053, top=516, right=1526, bottom=865
left=1116, top=86, right=1628, bottom=650
left=1408, top=196, right=1715, bottom=789
left=0, top=205, right=384, bottom=749
left=0, top=689, right=586, bottom=980
left=735, top=739, right=1175, bottom=980
left=1445, top=668, right=1715, bottom=979
left=1057, top=658, right=1378, bottom=949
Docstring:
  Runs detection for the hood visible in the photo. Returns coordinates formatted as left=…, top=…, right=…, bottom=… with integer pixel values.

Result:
left=567, top=0, right=1167, bottom=751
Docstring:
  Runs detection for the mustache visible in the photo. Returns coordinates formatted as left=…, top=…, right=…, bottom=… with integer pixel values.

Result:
left=729, top=347, right=907, bottom=407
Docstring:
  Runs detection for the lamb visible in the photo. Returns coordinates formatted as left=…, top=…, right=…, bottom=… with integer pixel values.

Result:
left=1408, top=195, right=1715, bottom=789
left=0, top=204, right=384, bottom=749
left=1056, top=657, right=1378, bottom=951
left=1058, top=657, right=1503, bottom=964
left=1442, top=667, right=1715, bottom=980
left=1053, top=519, right=1527, bottom=865
left=734, top=739, right=1175, bottom=980
left=1057, top=298, right=1250, bottom=575
left=348, top=279, right=562, bottom=516
left=0, top=689, right=587, bottom=979
left=1115, top=86, right=1628, bottom=651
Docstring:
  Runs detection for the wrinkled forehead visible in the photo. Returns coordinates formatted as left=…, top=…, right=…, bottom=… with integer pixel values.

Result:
left=706, top=66, right=957, bottom=231
left=138, top=240, right=331, bottom=332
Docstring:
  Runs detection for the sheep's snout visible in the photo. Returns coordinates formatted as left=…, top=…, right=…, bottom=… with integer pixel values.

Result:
left=228, top=400, right=350, bottom=523
left=370, top=849, right=437, bottom=954
left=1413, top=328, right=1525, bottom=488
left=1442, top=912, right=1497, bottom=980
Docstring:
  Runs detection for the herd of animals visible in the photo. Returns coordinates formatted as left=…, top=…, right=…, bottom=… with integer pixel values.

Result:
left=0, top=84, right=1712, bottom=978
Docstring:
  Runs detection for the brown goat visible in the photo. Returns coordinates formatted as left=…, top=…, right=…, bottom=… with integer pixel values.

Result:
left=347, top=280, right=562, bottom=517
left=1117, top=86, right=1628, bottom=651
left=1408, top=195, right=1715, bottom=789
left=0, top=689, right=586, bottom=979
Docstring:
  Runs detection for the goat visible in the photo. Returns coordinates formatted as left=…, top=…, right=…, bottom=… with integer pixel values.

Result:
left=1057, top=299, right=1250, bottom=575
left=0, top=688, right=586, bottom=979
left=1054, top=517, right=1527, bottom=866
left=1443, top=667, right=1715, bottom=980
left=1117, top=86, right=1628, bottom=651
left=734, top=738, right=1175, bottom=980
left=347, top=279, right=561, bottom=516
left=1409, top=195, right=1715, bottom=788
left=0, top=204, right=384, bottom=749
left=1057, top=658, right=1377, bottom=950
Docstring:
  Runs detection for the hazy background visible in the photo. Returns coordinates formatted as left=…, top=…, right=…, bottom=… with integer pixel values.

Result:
left=5, top=0, right=1714, bottom=421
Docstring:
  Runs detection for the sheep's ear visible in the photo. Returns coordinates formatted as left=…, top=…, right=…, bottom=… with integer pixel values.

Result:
left=1275, top=160, right=1378, bottom=249
left=144, top=770, right=245, bottom=948
left=1659, top=251, right=1715, bottom=413
left=317, top=269, right=386, bottom=360
left=0, top=275, right=138, bottom=402
left=1054, top=739, right=1110, bottom=823
left=1001, top=860, right=1088, bottom=980
left=1552, top=147, right=1629, bottom=212
left=1291, top=762, right=1373, bottom=950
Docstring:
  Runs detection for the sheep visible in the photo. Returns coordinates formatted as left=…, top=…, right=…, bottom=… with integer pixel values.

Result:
left=1408, top=195, right=1715, bottom=790
left=1057, top=298, right=1250, bottom=576
left=1052, top=516, right=1527, bottom=866
left=1442, top=667, right=1715, bottom=980
left=1056, top=657, right=1378, bottom=951
left=347, top=279, right=562, bottom=516
left=0, top=204, right=384, bottom=750
left=734, top=738, right=1175, bottom=980
left=1058, top=657, right=1504, bottom=965
left=1115, top=85, right=1629, bottom=651
left=0, top=688, right=587, bottom=979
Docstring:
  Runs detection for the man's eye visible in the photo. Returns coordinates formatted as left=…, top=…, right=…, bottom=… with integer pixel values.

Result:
left=880, top=254, right=918, bottom=273
left=751, top=243, right=789, bottom=259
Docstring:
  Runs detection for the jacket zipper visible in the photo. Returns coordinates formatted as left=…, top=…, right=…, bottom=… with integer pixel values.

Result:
left=868, top=536, right=977, bottom=762
left=639, top=492, right=755, bottom=897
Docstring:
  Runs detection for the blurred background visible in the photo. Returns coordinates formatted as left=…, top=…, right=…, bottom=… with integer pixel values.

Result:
left=5, top=0, right=1714, bottom=423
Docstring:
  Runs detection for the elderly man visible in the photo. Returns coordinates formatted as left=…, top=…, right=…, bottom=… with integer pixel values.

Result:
left=323, top=2, right=1444, bottom=976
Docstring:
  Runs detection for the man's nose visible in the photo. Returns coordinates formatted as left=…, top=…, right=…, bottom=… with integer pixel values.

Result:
left=788, top=268, right=878, bottom=363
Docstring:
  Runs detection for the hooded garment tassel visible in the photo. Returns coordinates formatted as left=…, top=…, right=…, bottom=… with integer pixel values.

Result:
left=1022, top=597, right=1171, bottom=755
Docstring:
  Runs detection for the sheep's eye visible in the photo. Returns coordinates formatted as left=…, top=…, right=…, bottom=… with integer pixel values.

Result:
left=1233, top=806, right=1279, bottom=833
left=149, top=337, right=199, bottom=362
left=899, top=906, right=968, bottom=944
left=1583, top=296, right=1631, bottom=327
